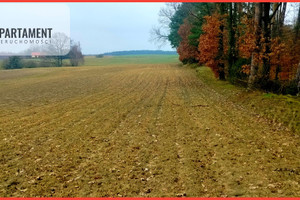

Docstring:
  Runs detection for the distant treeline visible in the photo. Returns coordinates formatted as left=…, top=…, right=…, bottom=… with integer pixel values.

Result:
left=0, top=41, right=84, bottom=69
left=95, top=50, right=177, bottom=57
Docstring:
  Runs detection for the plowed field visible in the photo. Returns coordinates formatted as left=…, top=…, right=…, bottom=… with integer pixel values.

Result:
left=0, top=63, right=299, bottom=197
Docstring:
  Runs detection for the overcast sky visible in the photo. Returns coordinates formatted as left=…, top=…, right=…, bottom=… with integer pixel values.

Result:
left=2, top=3, right=298, bottom=55
left=68, top=3, right=174, bottom=54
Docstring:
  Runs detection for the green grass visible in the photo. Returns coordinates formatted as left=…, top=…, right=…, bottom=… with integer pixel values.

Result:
left=195, top=65, right=300, bottom=133
left=0, top=60, right=3, bottom=69
left=84, top=55, right=179, bottom=66
left=0, top=55, right=179, bottom=70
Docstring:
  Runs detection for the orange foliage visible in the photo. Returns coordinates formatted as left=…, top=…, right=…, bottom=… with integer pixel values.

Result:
left=238, top=16, right=300, bottom=81
left=269, top=37, right=299, bottom=81
left=198, top=13, right=227, bottom=77
left=238, top=17, right=265, bottom=77
left=177, top=19, right=198, bottom=63
left=241, top=64, right=251, bottom=75
left=238, top=17, right=256, bottom=59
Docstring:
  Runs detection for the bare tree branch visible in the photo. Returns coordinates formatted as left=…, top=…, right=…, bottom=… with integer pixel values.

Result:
left=150, top=3, right=180, bottom=48
left=149, top=26, right=169, bottom=48
left=270, top=3, right=282, bottom=21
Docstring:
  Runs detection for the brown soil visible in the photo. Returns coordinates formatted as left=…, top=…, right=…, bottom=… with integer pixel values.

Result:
left=0, top=64, right=299, bottom=197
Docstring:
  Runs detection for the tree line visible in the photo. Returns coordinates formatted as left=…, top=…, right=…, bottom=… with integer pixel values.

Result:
left=98, top=50, right=177, bottom=56
left=152, top=3, right=300, bottom=95
left=1, top=34, right=84, bottom=69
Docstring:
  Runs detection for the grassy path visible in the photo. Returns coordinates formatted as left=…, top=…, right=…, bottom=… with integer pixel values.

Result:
left=0, top=64, right=299, bottom=197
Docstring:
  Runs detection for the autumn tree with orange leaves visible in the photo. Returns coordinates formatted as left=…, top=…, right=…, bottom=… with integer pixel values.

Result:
left=154, top=2, right=300, bottom=94
left=238, top=10, right=300, bottom=90
left=177, top=19, right=198, bottom=64
left=198, top=13, right=227, bottom=79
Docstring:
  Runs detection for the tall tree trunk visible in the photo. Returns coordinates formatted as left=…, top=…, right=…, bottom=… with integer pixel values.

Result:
left=248, top=3, right=262, bottom=89
left=262, top=3, right=271, bottom=82
left=271, top=3, right=284, bottom=79
left=279, top=3, right=286, bottom=27
left=228, top=3, right=237, bottom=78
left=236, top=3, right=243, bottom=58
left=217, top=3, right=226, bottom=80
left=237, top=3, right=243, bottom=16
left=295, top=6, right=300, bottom=95
left=278, top=3, right=287, bottom=37
left=228, top=3, right=234, bottom=77
left=295, top=3, right=300, bottom=41
left=271, top=3, right=279, bottom=38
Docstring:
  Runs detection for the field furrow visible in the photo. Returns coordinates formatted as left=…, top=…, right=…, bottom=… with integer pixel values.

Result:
left=0, top=63, right=299, bottom=197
